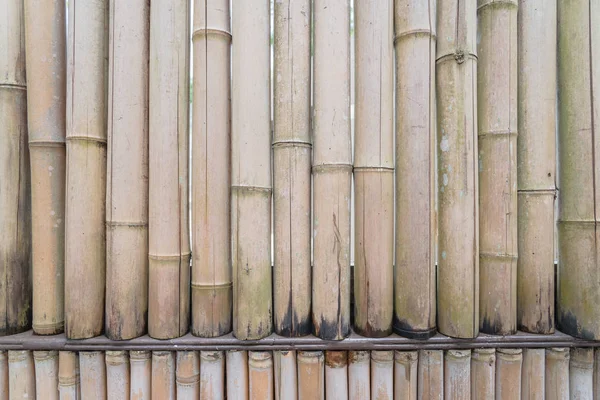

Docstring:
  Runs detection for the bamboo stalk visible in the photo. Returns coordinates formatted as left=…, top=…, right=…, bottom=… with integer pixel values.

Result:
left=521, top=349, right=545, bottom=400
left=176, top=351, right=199, bottom=399
left=79, top=352, right=106, bottom=400
left=312, top=0, right=352, bottom=341
left=394, top=0, right=437, bottom=341
left=23, top=0, right=66, bottom=336
left=249, top=352, right=273, bottom=400
left=151, top=352, right=175, bottom=400
left=8, top=351, right=35, bottom=399
left=130, top=351, right=151, bottom=400
left=191, top=0, right=232, bottom=338
left=297, top=351, right=324, bottom=400
left=348, top=351, right=369, bottom=400
left=58, top=351, right=79, bottom=400
left=274, top=351, right=296, bottom=400
left=436, top=0, right=479, bottom=339
left=0, top=352, right=6, bottom=400
left=516, top=0, right=557, bottom=335
left=371, top=351, right=393, bottom=400
left=545, top=348, right=569, bottom=400
left=394, top=351, right=417, bottom=400
left=106, top=351, right=129, bottom=400
left=418, top=350, right=443, bottom=400
left=594, top=349, right=600, bottom=400
left=325, top=351, right=348, bottom=400
left=148, top=0, right=191, bottom=340
left=569, top=348, right=593, bottom=399
left=272, top=0, right=312, bottom=339
left=105, top=0, right=150, bottom=340
left=200, top=351, right=225, bottom=400
left=495, top=349, right=522, bottom=399
left=231, top=0, right=272, bottom=341
left=33, top=351, right=58, bottom=400
left=443, top=350, right=470, bottom=400
left=557, top=0, right=600, bottom=340
left=226, top=351, right=248, bottom=400
left=471, top=348, right=495, bottom=399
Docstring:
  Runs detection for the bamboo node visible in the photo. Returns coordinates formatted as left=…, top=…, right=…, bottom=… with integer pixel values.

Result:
left=148, top=252, right=192, bottom=262
left=28, top=139, right=66, bottom=147
left=33, top=350, right=58, bottom=361
left=65, top=135, right=107, bottom=145
left=436, top=52, right=477, bottom=64
left=353, top=166, right=394, bottom=173
left=477, top=0, right=518, bottom=11
left=192, top=27, right=232, bottom=40
left=106, top=221, right=148, bottom=228
left=478, top=129, right=518, bottom=138
left=230, top=185, right=272, bottom=194
left=8, top=351, right=29, bottom=362
left=200, top=351, right=223, bottom=361
left=0, top=83, right=27, bottom=91
left=312, top=164, right=353, bottom=173
left=272, top=139, right=312, bottom=148
left=130, top=350, right=151, bottom=360
left=393, top=29, right=436, bottom=45
left=191, top=282, right=233, bottom=290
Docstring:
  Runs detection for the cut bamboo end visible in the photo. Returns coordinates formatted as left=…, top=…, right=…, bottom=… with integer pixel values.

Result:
left=348, top=351, right=369, bottom=400
left=106, top=351, right=130, bottom=400
left=297, top=351, right=324, bottom=400
left=8, top=350, right=35, bottom=399
left=58, top=351, right=79, bottom=400
left=274, top=351, right=296, bottom=400
left=394, top=351, right=418, bottom=400
left=191, top=283, right=232, bottom=338
left=200, top=351, right=225, bottom=400
left=248, top=352, right=273, bottom=400
left=79, top=352, right=106, bottom=399
left=33, top=350, right=59, bottom=400
left=325, top=351, right=348, bottom=399
left=226, top=351, right=248, bottom=400
left=545, top=348, right=569, bottom=400
left=130, top=350, right=151, bottom=400
left=152, top=352, right=176, bottom=400
left=521, top=349, right=545, bottom=400
left=176, top=351, right=200, bottom=398
left=471, top=349, right=495, bottom=399
left=418, top=350, right=443, bottom=400
left=444, top=350, right=471, bottom=400
left=569, top=348, right=594, bottom=399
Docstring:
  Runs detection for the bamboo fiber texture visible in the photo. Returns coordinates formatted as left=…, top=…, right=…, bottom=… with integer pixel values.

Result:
left=191, top=0, right=232, bottom=338
left=33, top=351, right=58, bottom=400
left=58, top=351, right=79, bottom=400
left=471, top=349, right=495, bottom=399
left=225, top=351, right=247, bottom=400
left=105, top=351, right=129, bottom=400
left=371, top=351, right=393, bottom=400
left=23, top=0, right=65, bottom=336
left=521, top=349, right=545, bottom=400
left=130, top=351, right=151, bottom=400
left=394, top=351, right=417, bottom=400
left=274, top=351, right=296, bottom=400
left=231, top=0, right=272, bottom=341
left=152, top=352, right=175, bottom=400
left=248, top=352, right=273, bottom=400
left=545, top=348, right=569, bottom=400
left=348, top=351, right=369, bottom=399
left=105, top=0, right=150, bottom=341
left=297, top=351, right=324, bottom=400
left=176, top=351, right=199, bottom=398
left=495, top=349, right=522, bottom=399
left=418, top=350, right=443, bottom=400
left=148, top=0, right=191, bottom=339
left=444, top=350, right=470, bottom=400
left=200, top=351, right=224, bottom=400
left=8, top=351, right=35, bottom=399
left=65, top=0, right=108, bottom=339
left=570, top=348, right=594, bottom=399
left=79, top=352, right=106, bottom=399
left=0, top=0, right=31, bottom=336
left=324, top=351, right=348, bottom=400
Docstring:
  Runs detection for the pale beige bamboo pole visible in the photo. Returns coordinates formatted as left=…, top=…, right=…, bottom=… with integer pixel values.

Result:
left=199, top=351, right=225, bottom=400
left=272, top=0, right=312, bottom=339
left=394, top=351, right=417, bottom=400
left=471, top=348, right=495, bottom=399
left=325, top=351, right=348, bottom=400
left=443, top=350, right=470, bottom=400
left=64, top=0, right=108, bottom=339
left=249, top=352, right=273, bottom=400
left=33, top=351, right=58, bottom=400
left=521, top=349, right=545, bottom=400
left=106, top=351, right=129, bottom=400
left=231, top=0, right=272, bottom=341
left=557, top=0, right=600, bottom=340
left=312, top=0, right=351, bottom=340
left=0, top=352, right=7, bottom=400
left=594, top=349, right=600, bottom=400
left=297, top=351, right=324, bottom=400
left=8, top=351, right=35, bottom=399
left=148, top=0, right=191, bottom=340
left=23, top=0, right=66, bottom=336
left=176, top=351, right=199, bottom=399
left=191, top=0, right=232, bottom=339
left=496, top=349, right=522, bottom=399
left=58, top=352, right=78, bottom=400
left=274, top=351, right=296, bottom=400
left=570, top=348, right=594, bottom=399
left=418, top=350, right=443, bottom=400
left=545, top=348, right=569, bottom=400
left=151, top=352, right=175, bottom=400
left=436, top=0, right=479, bottom=339
left=79, top=352, right=106, bottom=400
left=371, top=351, right=393, bottom=400
left=130, top=351, right=151, bottom=400
left=105, top=0, right=150, bottom=341
left=226, top=351, right=248, bottom=400
left=394, top=0, right=437, bottom=341
left=516, top=0, right=557, bottom=335
left=348, top=351, right=369, bottom=400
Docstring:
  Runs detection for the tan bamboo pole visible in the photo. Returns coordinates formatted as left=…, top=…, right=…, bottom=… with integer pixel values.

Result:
left=443, top=350, right=470, bottom=400
left=394, top=0, right=437, bottom=341
left=570, top=348, right=594, bottom=399
left=394, top=351, right=417, bottom=400
left=106, top=351, right=129, bottom=400
left=151, top=352, right=175, bottom=400
left=33, top=351, right=58, bottom=400
left=226, top=351, right=248, bottom=400
left=23, top=0, right=66, bottom=336
left=436, top=0, right=479, bottom=339
left=312, top=0, right=351, bottom=341
left=272, top=0, right=312, bottom=339
left=148, top=0, right=191, bottom=340
left=58, top=352, right=79, bottom=400
left=231, top=0, right=272, bottom=341
left=495, top=349, right=522, bottom=399
left=297, top=351, right=324, bottom=400
left=191, top=0, right=232, bottom=339
left=521, top=349, right=545, bottom=400
left=557, top=0, right=600, bottom=340
left=545, top=348, right=569, bottom=400
left=248, top=352, right=273, bottom=400
left=274, top=351, right=296, bottom=400
left=176, top=351, right=199, bottom=399
left=105, top=0, right=150, bottom=341
left=200, top=351, right=225, bottom=400
left=471, top=348, right=495, bottom=399
left=8, top=351, right=35, bottom=399
left=371, top=351, right=393, bottom=400
left=418, top=350, right=443, bottom=400
left=0, top=352, right=6, bottom=400
left=594, top=349, right=600, bottom=400
left=348, top=351, right=369, bottom=400
left=130, top=351, right=151, bottom=400
left=79, top=352, right=106, bottom=400
left=325, top=351, right=348, bottom=400
left=516, top=0, right=557, bottom=335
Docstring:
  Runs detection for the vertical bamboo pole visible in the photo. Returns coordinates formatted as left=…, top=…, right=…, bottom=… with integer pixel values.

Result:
left=79, top=352, right=106, bottom=400
left=200, top=351, right=225, bottom=400
left=521, top=349, right=545, bottom=400
left=394, top=0, right=437, bottom=341
left=130, top=351, right=151, bottom=400
left=58, top=352, right=79, bottom=400
left=176, top=351, right=199, bottom=399
left=557, top=0, right=600, bottom=340
left=371, top=351, right=393, bottom=400
left=23, top=0, right=66, bottom=336
left=570, top=348, right=594, bottom=399
left=297, top=351, right=324, bottom=400
left=148, top=0, right=191, bottom=340
left=325, top=351, right=348, bottom=400
left=106, top=351, right=129, bottom=400
left=496, top=349, right=522, bottom=399
left=418, top=350, right=443, bottom=400
left=312, top=0, right=352, bottom=340
left=594, top=349, right=600, bottom=400
left=274, top=351, right=296, bottom=400
left=545, top=348, right=569, bottom=400
left=33, top=351, right=58, bottom=400
left=226, top=351, right=248, bottom=400
left=248, top=352, right=273, bottom=400
left=191, top=0, right=232, bottom=339
left=105, top=0, right=150, bottom=340
left=516, top=0, right=557, bottom=335
left=443, top=350, right=470, bottom=400
left=348, top=351, right=369, bottom=400
left=436, top=0, right=479, bottom=339
left=151, top=352, right=175, bottom=400
left=231, top=0, right=272, bottom=341
left=394, top=351, right=417, bottom=400
left=471, top=348, right=495, bottom=399
left=272, top=0, right=312, bottom=339
left=0, top=352, right=6, bottom=400
left=8, top=351, right=35, bottom=399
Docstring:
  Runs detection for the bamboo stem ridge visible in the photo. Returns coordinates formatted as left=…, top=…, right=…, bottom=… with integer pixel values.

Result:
left=176, top=351, right=200, bottom=398
left=569, top=348, right=594, bottom=398
left=274, top=351, right=296, bottom=400
left=191, top=0, right=232, bottom=338
left=0, top=0, right=31, bottom=336
left=231, top=0, right=272, bottom=341
left=105, top=0, right=150, bottom=340
left=148, top=0, right=191, bottom=339
left=23, top=0, right=66, bottom=336
left=353, top=0, right=394, bottom=339
left=557, top=0, right=600, bottom=340
left=272, top=0, right=312, bottom=339
left=312, top=0, right=352, bottom=341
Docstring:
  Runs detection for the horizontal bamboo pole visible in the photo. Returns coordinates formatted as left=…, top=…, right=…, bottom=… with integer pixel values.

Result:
left=444, top=350, right=470, bottom=400
left=495, top=349, right=522, bottom=399
left=79, top=352, right=106, bottom=399
left=325, top=351, right=348, bottom=400
left=569, top=348, right=593, bottom=398
left=200, top=351, right=225, bottom=400
left=58, top=351, right=79, bottom=400
left=348, top=351, right=369, bottom=400
left=8, top=351, right=35, bottom=399
left=521, top=349, right=545, bottom=400
left=248, top=352, right=273, bottom=400
left=471, top=348, right=495, bottom=399
left=151, top=352, right=175, bottom=400
left=0, top=352, right=6, bottom=400
left=176, top=351, right=199, bottom=398
left=226, top=351, right=248, bottom=400
left=394, top=351, right=417, bottom=400
left=33, top=351, right=58, bottom=400
left=130, top=351, right=151, bottom=400
left=418, top=350, right=443, bottom=400
left=297, top=351, right=324, bottom=400
left=545, top=348, right=569, bottom=400
left=274, top=351, right=296, bottom=400
left=106, top=351, right=129, bottom=400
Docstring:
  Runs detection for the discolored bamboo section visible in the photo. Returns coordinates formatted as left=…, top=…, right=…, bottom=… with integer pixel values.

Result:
left=569, top=348, right=593, bottom=399
left=191, top=0, right=232, bottom=338
left=418, top=350, right=443, bottom=400
left=521, top=349, right=545, bottom=399
left=495, top=349, right=522, bottom=399
left=148, top=0, right=191, bottom=340
left=394, top=0, right=437, bottom=341
left=105, top=0, right=150, bottom=341
left=394, top=351, right=417, bottom=400
left=274, top=351, right=296, bottom=400
left=23, top=0, right=66, bottom=336
left=371, top=351, right=393, bottom=400
left=200, top=351, right=225, bottom=400
left=58, top=351, right=79, bottom=400
left=248, top=352, right=273, bottom=400
left=79, top=351, right=106, bottom=399
left=471, top=348, right=495, bottom=399
left=272, top=0, right=312, bottom=339
left=436, top=0, right=479, bottom=339
left=348, top=351, right=369, bottom=400
left=516, top=0, right=557, bottom=335
left=33, top=351, right=58, bottom=400
left=106, top=351, right=129, bottom=400
left=325, top=351, right=348, bottom=399
left=231, top=0, right=272, bottom=341
left=545, top=348, right=569, bottom=400
left=444, top=350, right=470, bottom=400
left=130, top=351, right=151, bottom=400
left=297, top=351, right=324, bottom=400
left=0, top=352, right=6, bottom=400
left=8, top=351, right=35, bottom=399
left=176, top=351, right=200, bottom=398
left=225, top=351, right=248, bottom=400
left=152, top=352, right=175, bottom=400
left=557, top=0, right=600, bottom=340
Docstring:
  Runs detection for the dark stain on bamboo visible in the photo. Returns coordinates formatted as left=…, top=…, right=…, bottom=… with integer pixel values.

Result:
left=557, top=310, right=596, bottom=341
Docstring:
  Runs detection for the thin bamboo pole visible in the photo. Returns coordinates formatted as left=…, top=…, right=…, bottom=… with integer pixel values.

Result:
left=151, top=352, right=175, bottom=400
left=371, top=351, right=393, bottom=400
left=436, top=0, right=479, bottom=339
left=312, top=0, right=352, bottom=341
left=516, top=0, right=557, bottom=335
left=23, top=0, right=66, bottom=336
left=33, top=351, right=58, bottom=400
left=471, top=348, right=495, bottom=399
left=191, top=0, right=232, bottom=338
left=58, top=351, right=79, bottom=400
left=231, top=0, right=272, bottom=341
left=521, top=349, right=545, bottom=400
left=226, top=351, right=248, bottom=400
left=176, top=351, right=199, bottom=399
left=325, top=351, right=348, bottom=400
left=594, top=349, right=600, bottom=400
left=394, top=0, right=437, bottom=341
left=545, top=348, right=569, bottom=400
left=0, top=352, right=6, bottom=400
left=394, top=351, right=417, bottom=400
left=148, top=0, right=191, bottom=340
left=418, top=350, right=443, bottom=400
left=272, top=0, right=312, bottom=339
left=105, top=0, right=150, bottom=341
left=106, top=351, right=129, bottom=400
left=297, top=351, right=324, bottom=400
left=443, top=350, right=470, bottom=400
left=200, top=351, right=225, bottom=400
left=557, top=0, right=600, bottom=340
left=129, top=351, right=151, bottom=400
left=79, top=352, right=106, bottom=400
left=274, top=351, right=296, bottom=400
left=495, top=349, right=522, bottom=399
left=248, top=352, right=273, bottom=400
left=348, top=351, right=369, bottom=400
left=8, top=351, right=35, bottom=399
left=569, top=348, right=594, bottom=399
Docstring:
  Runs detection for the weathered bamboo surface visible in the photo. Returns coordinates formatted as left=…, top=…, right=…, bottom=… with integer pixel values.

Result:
left=570, top=348, right=594, bottom=399
left=418, top=350, right=443, bottom=400
left=273, top=351, right=296, bottom=400
left=546, top=348, right=569, bottom=400
left=325, top=351, right=348, bottom=399
left=79, top=351, right=106, bottom=399
left=130, top=350, right=151, bottom=400
left=521, top=348, right=545, bottom=400
left=58, top=351, right=79, bottom=400
left=106, top=351, right=129, bottom=400
left=175, top=351, right=199, bottom=398
left=200, top=351, right=224, bottom=400
left=348, top=351, right=369, bottom=399
left=33, top=351, right=58, bottom=400
left=8, top=350, right=35, bottom=399
left=471, top=348, right=495, bottom=399
left=371, top=351, right=393, bottom=400
left=394, top=351, right=417, bottom=400
left=495, top=348, right=522, bottom=399
left=152, top=351, right=175, bottom=399
left=297, top=351, right=324, bottom=399
left=444, top=350, right=471, bottom=400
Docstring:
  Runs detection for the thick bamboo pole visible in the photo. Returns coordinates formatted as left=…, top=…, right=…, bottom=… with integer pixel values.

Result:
left=23, top=0, right=65, bottom=336
left=200, top=351, right=225, bottom=400
left=371, top=351, right=393, bottom=400
left=325, top=351, right=348, bottom=400
left=521, top=349, right=545, bottom=400
left=231, top=0, right=272, bottom=341
left=0, top=352, right=6, bottom=400
left=130, top=351, right=151, bottom=400
left=495, top=349, right=522, bottom=399
left=226, top=351, right=248, bottom=400
left=516, top=0, right=557, bottom=335
left=33, top=351, right=58, bottom=400
left=191, top=0, right=232, bottom=338
left=394, top=0, right=437, bottom=341
left=248, top=352, right=273, bottom=400
left=148, top=0, right=191, bottom=340
left=471, top=348, right=495, bottom=399
left=274, top=351, right=296, bottom=400
left=545, top=348, right=569, bottom=400
left=443, top=350, right=470, bottom=400
left=297, top=351, right=324, bottom=400
left=418, top=350, right=443, bottom=400
left=436, top=0, right=479, bottom=339
left=348, top=351, right=369, bottom=400
left=569, top=348, right=593, bottom=399
left=312, top=0, right=351, bottom=341
left=8, top=351, right=35, bottom=399
left=176, top=351, right=199, bottom=399
left=105, top=0, right=150, bottom=341
left=58, top=352, right=79, bottom=400
left=557, top=0, right=600, bottom=340
left=106, top=351, right=129, bottom=400
left=151, top=352, right=175, bottom=400
left=394, top=351, right=417, bottom=400
left=272, top=0, right=312, bottom=339
left=79, top=352, right=106, bottom=399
